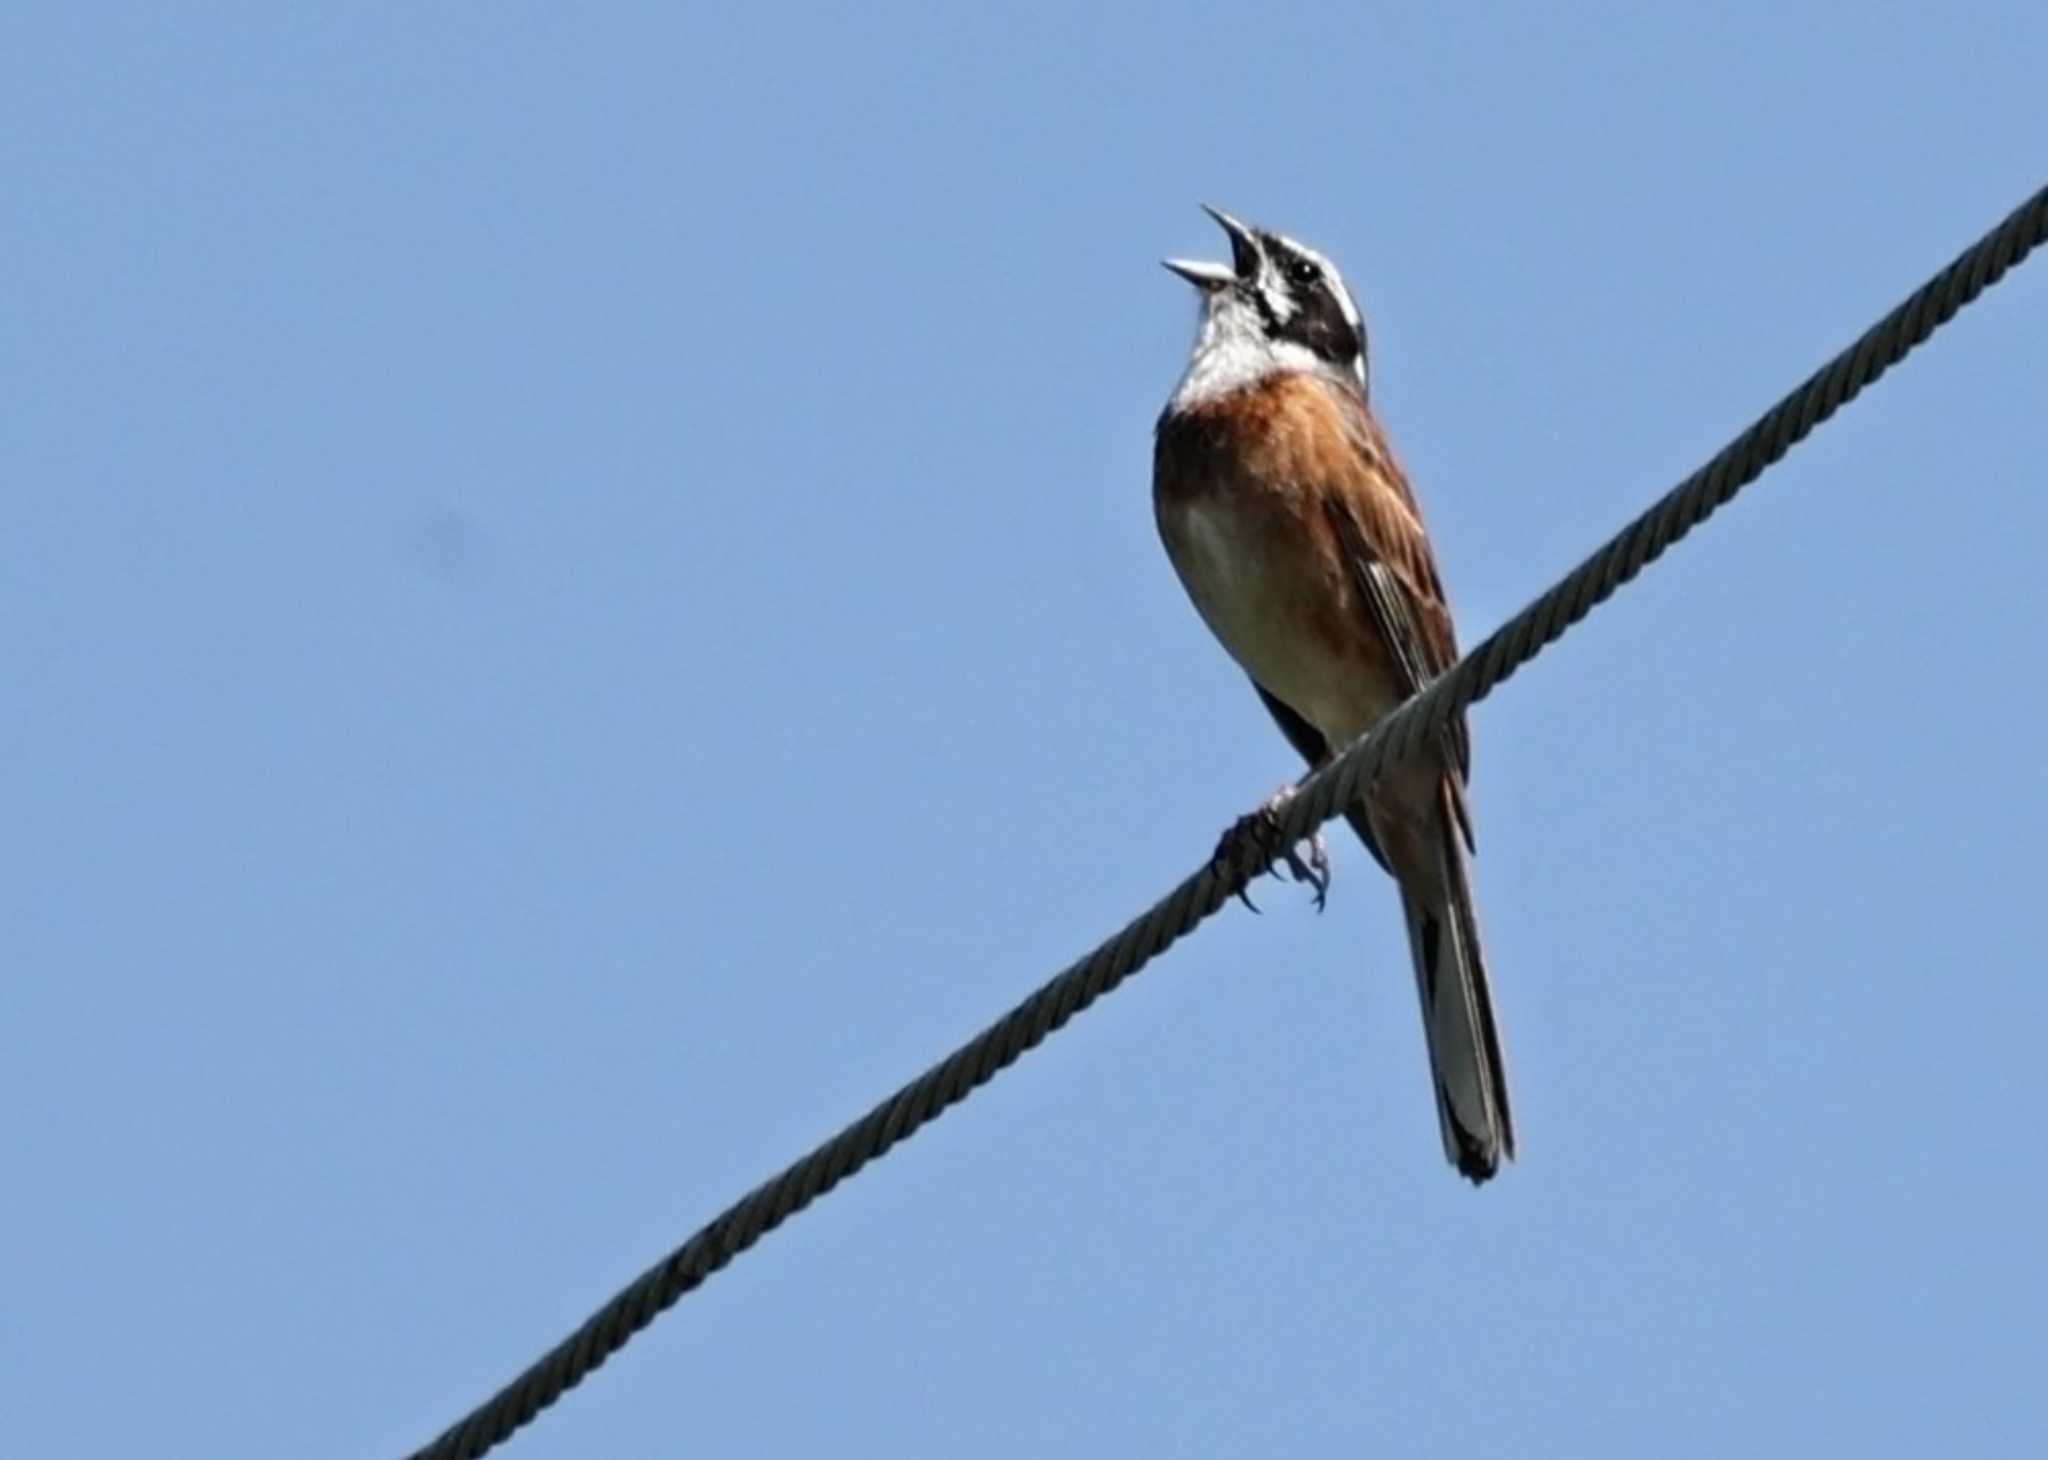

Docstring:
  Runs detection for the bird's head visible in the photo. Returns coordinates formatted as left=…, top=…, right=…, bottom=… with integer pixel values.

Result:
left=1164, top=205, right=1369, bottom=405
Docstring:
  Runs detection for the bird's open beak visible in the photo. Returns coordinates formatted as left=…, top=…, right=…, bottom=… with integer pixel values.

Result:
left=1162, top=203, right=1263, bottom=289
left=1161, top=256, right=1236, bottom=289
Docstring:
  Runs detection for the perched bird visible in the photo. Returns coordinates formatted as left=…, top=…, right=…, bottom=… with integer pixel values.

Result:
left=1152, top=206, right=1513, bottom=1183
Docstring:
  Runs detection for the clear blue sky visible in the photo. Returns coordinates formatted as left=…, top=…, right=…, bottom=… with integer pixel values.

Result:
left=6, top=6, right=2046, bottom=1456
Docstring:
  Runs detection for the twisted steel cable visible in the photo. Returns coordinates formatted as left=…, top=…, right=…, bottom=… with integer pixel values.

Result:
left=405, top=181, right=2048, bottom=1460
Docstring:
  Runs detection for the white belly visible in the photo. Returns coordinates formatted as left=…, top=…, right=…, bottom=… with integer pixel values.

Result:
left=1162, top=498, right=1390, bottom=746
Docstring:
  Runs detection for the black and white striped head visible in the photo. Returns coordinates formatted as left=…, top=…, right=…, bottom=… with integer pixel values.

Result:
left=1163, top=206, right=1370, bottom=410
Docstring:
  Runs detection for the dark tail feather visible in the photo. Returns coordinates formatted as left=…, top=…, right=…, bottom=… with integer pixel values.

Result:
left=1398, top=802, right=1513, bottom=1183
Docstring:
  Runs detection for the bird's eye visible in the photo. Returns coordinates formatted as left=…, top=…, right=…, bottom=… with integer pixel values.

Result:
left=1287, top=257, right=1319, bottom=286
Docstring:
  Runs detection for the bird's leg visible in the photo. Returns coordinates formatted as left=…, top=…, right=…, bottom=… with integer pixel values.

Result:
left=1212, top=783, right=1331, bottom=913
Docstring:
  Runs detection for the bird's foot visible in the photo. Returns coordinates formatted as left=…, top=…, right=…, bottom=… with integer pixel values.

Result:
left=1212, top=785, right=1330, bottom=914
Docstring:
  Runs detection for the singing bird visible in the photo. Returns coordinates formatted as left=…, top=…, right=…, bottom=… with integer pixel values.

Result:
left=1152, top=206, right=1513, bottom=1183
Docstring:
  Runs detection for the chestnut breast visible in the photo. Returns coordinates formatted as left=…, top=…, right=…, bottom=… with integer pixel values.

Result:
left=1153, top=373, right=1404, bottom=744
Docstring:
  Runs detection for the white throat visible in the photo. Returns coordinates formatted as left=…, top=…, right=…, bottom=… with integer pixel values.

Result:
left=1167, top=289, right=1358, bottom=412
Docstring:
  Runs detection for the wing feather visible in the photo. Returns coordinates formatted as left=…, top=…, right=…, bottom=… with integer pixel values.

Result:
left=1321, top=392, right=1476, bottom=848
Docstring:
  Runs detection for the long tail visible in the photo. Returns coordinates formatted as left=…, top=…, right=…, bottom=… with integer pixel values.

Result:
left=1395, top=793, right=1514, bottom=1183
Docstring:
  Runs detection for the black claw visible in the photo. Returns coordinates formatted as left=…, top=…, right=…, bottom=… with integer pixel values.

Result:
left=1212, top=787, right=1330, bottom=917
left=1273, top=833, right=1332, bottom=913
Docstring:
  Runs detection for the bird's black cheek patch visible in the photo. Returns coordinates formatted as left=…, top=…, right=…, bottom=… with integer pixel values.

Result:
left=1269, top=283, right=1363, bottom=375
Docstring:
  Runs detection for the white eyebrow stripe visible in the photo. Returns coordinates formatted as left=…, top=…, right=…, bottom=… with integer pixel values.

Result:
left=1271, top=231, right=1367, bottom=395
left=1272, top=232, right=1362, bottom=337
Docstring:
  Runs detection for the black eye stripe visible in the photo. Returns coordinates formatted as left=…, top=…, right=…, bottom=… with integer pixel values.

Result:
left=1267, top=272, right=1357, bottom=368
left=1243, top=226, right=1369, bottom=391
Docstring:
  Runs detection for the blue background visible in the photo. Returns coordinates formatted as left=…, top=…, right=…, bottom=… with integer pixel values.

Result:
left=6, top=6, right=2046, bottom=1455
